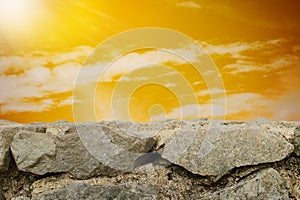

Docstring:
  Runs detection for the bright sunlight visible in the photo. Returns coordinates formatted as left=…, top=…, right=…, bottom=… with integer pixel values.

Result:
left=0, top=0, right=44, bottom=30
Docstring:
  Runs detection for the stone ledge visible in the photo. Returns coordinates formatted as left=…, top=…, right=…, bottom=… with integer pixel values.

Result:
left=0, top=119, right=299, bottom=199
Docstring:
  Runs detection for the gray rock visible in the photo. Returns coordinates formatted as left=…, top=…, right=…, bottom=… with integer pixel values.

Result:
left=96, top=121, right=156, bottom=153
left=0, top=120, right=19, bottom=126
left=10, top=121, right=157, bottom=178
left=31, top=183, right=158, bottom=200
left=10, top=129, right=111, bottom=179
left=11, top=130, right=57, bottom=175
left=293, top=126, right=300, bottom=156
left=0, top=122, right=49, bottom=172
left=0, top=125, right=22, bottom=171
left=200, top=168, right=290, bottom=200
left=161, top=124, right=294, bottom=179
left=73, top=122, right=158, bottom=172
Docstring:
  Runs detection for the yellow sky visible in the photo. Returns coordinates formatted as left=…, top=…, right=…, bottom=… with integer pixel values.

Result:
left=0, top=0, right=299, bottom=123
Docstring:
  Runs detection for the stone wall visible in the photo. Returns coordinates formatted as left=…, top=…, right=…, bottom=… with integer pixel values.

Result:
left=0, top=119, right=299, bottom=200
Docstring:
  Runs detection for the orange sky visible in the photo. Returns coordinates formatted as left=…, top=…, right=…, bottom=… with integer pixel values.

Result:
left=0, top=0, right=300, bottom=123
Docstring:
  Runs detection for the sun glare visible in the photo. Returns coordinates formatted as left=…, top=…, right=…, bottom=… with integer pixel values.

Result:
left=0, top=0, right=43, bottom=30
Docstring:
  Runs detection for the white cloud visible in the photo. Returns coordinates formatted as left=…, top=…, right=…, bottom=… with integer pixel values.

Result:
left=200, top=39, right=283, bottom=59
left=48, top=46, right=92, bottom=65
left=1, top=99, right=53, bottom=113
left=197, top=88, right=225, bottom=96
left=150, top=93, right=269, bottom=120
left=176, top=1, right=202, bottom=9
left=42, top=62, right=81, bottom=93
left=0, top=46, right=90, bottom=113
left=199, top=39, right=300, bottom=75
left=164, top=83, right=177, bottom=87
left=151, top=90, right=300, bottom=121
left=223, top=54, right=299, bottom=74
left=272, top=89, right=300, bottom=121
left=1, top=39, right=299, bottom=117
left=58, top=96, right=82, bottom=107
left=80, top=49, right=194, bottom=83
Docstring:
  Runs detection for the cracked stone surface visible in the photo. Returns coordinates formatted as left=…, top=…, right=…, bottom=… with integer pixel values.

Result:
left=200, top=168, right=290, bottom=200
left=161, top=123, right=294, bottom=179
left=31, top=183, right=158, bottom=200
left=1, top=119, right=299, bottom=199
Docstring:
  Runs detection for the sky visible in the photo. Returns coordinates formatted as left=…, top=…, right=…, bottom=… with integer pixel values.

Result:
left=0, top=0, right=299, bottom=123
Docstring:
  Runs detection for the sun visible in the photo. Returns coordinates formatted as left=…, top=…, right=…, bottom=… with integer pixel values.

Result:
left=0, top=0, right=43, bottom=30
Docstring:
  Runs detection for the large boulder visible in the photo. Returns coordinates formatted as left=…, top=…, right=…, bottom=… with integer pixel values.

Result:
left=10, top=129, right=112, bottom=179
left=161, top=122, right=294, bottom=180
left=10, top=121, right=157, bottom=178
left=31, top=183, right=158, bottom=200
left=200, top=168, right=290, bottom=200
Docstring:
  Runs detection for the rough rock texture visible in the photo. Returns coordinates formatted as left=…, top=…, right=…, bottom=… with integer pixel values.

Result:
left=0, top=126, right=21, bottom=172
left=10, top=121, right=157, bottom=179
left=200, top=168, right=290, bottom=200
left=31, top=183, right=157, bottom=200
left=0, top=122, right=49, bottom=172
left=293, top=126, right=300, bottom=157
left=11, top=128, right=112, bottom=179
left=0, top=119, right=299, bottom=199
left=161, top=123, right=294, bottom=179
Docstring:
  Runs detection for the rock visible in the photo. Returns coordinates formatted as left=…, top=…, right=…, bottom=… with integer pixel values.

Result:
left=200, top=168, right=290, bottom=200
left=31, top=182, right=158, bottom=200
left=0, top=125, right=22, bottom=171
left=276, top=157, right=300, bottom=200
left=97, top=121, right=156, bottom=153
left=10, top=121, right=157, bottom=178
left=161, top=123, right=294, bottom=179
left=0, top=120, right=19, bottom=126
left=0, top=122, right=49, bottom=172
left=73, top=122, right=157, bottom=172
left=11, top=130, right=57, bottom=175
left=293, top=126, right=300, bottom=156
left=10, top=129, right=112, bottom=179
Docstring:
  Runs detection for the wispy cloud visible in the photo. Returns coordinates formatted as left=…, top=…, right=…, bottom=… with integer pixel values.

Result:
left=1, top=38, right=299, bottom=121
left=0, top=99, right=53, bottom=113
left=0, top=46, right=92, bottom=113
left=200, top=39, right=300, bottom=75
left=222, top=53, right=299, bottom=74
left=152, top=91, right=300, bottom=121
left=176, top=1, right=202, bottom=9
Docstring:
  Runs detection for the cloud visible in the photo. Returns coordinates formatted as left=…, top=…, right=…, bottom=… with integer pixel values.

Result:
left=200, top=39, right=283, bottom=59
left=42, top=62, right=81, bottom=93
left=151, top=89, right=300, bottom=121
left=80, top=49, right=195, bottom=83
left=48, top=46, right=92, bottom=65
left=199, top=39, right=299, bottom=75
left=272, top=89, right=300, bottom=121
left=223, top=54, right=299, bottom=74
left=1, top=38, right=299, bottom=119
left=176, top=1, right=202, bottom=9
left=196, top=88, right=225, bottom=96
left=58, top=96, right=82, bottom=107
left=0, top=46, right=90, bottom=113
left=1, top=99, right=53, bottom=113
